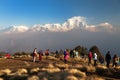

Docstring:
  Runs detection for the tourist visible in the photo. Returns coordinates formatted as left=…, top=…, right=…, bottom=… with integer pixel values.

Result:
left=55, top=50, right=58, bottom=57
left=105, top=51, right=111, bottom=68
left=99, top=55, right=105, bottom=65
left=93, top=52, right=97, bottom=66
left=45, top=49, right=50, bottom=59
left=112, top=54, right=119, bottom=67
left=38, top=50, right=43, bottom=61
left=33, top=48, right=37, bottom=62
left=73, top=49, right=76, bottom=58
left=70, top=49, right=74, bottom=58
left=64, top=49, right=69, bottom=64
left=88, top=51, right=92, bottom=65
left=75, top=50, right=79, bottom=58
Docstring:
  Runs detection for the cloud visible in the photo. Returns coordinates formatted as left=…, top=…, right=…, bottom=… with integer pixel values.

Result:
left=30, top=16, right=86, bottom=32
left=5, top=25, right=29, bottom=33
left=96, top=22, right=113, bottom=32
left=2, top=16, right=114, bottom=33
left=85, top=22, right=113, bottom=32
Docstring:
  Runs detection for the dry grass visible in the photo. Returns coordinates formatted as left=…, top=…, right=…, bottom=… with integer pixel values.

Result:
left=0, top=57, right=119, bottom=80
left=27, top=75, right=39, bottom=80
left=0, top=69, right=11, bottom=76
left=81, top=65, right=96, bottom=73
left=47, top=56, right=59, bottom=61
left=67, top=69, right=86, bottom=78
left=64, top=75, right=78, bottom=80
left=86, top=75, right=105, bottom=80
left=30, top=67, right=40, bottom=73
left=55, top=63, right=69, bottom=70
left=13, top=68, right=28, bottom=76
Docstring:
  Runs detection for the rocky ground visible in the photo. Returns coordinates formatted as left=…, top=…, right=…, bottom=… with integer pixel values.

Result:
left=0, top=56, right=120, bottom=80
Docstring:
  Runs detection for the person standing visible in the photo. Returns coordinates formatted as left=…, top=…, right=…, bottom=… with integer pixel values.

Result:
left=33, top=48, right=37, bottom=62
left=93, top=52, right=97, bottom=66
left=73, top=49, right=76, bottom=58
left=99, top=55, right=105, bottom=65
left=64, top=49, right=69, bottom=64
left=88, top=51, right=92, bottom=65
left=38, top=50, right=43, bottom=61
left=45, top=49, right=49, bottom=59
left=55, top=50, right=58, bottom=58
left=105, top=51, right=111, bottom=68
left=75, top=50, right=79, bottom=58
left=70, top=49, right=74, bottom=58
left=112, top=54, right=119, bottom=67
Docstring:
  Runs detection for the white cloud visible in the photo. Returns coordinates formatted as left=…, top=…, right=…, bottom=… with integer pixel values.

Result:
left=2, top=16, right=114, bottom=33
left=85, top=22, right=113, bottom=32
left=5, top=25, right=29, bottom=33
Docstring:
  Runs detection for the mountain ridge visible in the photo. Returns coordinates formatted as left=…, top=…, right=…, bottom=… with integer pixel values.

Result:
left=0, top=16, right=113, bottom=33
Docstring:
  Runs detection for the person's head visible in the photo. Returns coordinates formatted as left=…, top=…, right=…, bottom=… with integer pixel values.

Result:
left=107, top=51, right=110, bottom=54
left=114, top=54, right=117, bottom=57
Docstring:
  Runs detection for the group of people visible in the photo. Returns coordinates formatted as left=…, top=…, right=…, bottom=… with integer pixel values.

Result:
left=69, top=49, right=79, bottom=58
left=63, top=49, right=79, bottom=64
left=88, top=51, right=97, bottom=66
left=32, top=48, right=119, bottom=68
left=88, top=51, right=119, bottom=67
left=32, top=48, right=50, bottom=62
left=105, top=51, right=119, bottom=68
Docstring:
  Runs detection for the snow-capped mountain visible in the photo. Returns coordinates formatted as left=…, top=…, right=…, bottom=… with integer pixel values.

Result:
left=1, top=16, right=113, bottom=33
left=7, top=26, right=29, bottom=32
left=2, top=16, right=86, bottom=33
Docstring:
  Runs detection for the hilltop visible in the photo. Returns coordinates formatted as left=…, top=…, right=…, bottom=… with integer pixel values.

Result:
left=0, top=54, right=120, bottom=80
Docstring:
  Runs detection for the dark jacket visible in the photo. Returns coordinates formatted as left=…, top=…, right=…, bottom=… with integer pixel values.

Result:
left=105, top=53, right=111, bottom=62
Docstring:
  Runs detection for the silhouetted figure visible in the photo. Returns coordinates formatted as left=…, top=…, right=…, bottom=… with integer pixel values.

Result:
left=112, top=54, right=119, bottom=67
left=70, top=50, right=74, bottom=58
left=73, top=49, right=76, bottom=58
left=105, top=51, right=111, bottom=68
left=99, top=55, right=105, bottom=64
left=55, top=50, right=58, bottom=55
left=88, top=51, right=93, bottom=65
left=55, top=50, right=58, bottom=58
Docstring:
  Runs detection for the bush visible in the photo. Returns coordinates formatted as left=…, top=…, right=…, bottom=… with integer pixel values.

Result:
left=74, top=45, right=88, bottom=57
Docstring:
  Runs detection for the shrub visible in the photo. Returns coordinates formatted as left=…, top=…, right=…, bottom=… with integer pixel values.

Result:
left=64, top=75, right=78, bottom=80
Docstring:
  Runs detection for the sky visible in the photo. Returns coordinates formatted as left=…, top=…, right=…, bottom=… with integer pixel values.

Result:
left=0, top=0, right=120, bottom=27
left=0, top=0, right=120, bottom=56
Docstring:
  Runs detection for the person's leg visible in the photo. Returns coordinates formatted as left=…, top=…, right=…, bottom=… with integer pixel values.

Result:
left=106, top=61, right=109, bottom=67
left=115, top=63, right=118, bottom=67
left=33, top=56, right=36, bottom=62
left=112, top=62, right=114, bottom=67
left=94, top=60, right=97, bottom=66
left=108, top=61, right=110, bottom=68
left=64, top=59, right=67, bottom=64
left=88, top=59, right=91, bottom=65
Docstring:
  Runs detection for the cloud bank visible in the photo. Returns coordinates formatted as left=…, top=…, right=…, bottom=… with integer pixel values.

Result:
left=2, top=16, right=114, bottom=33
